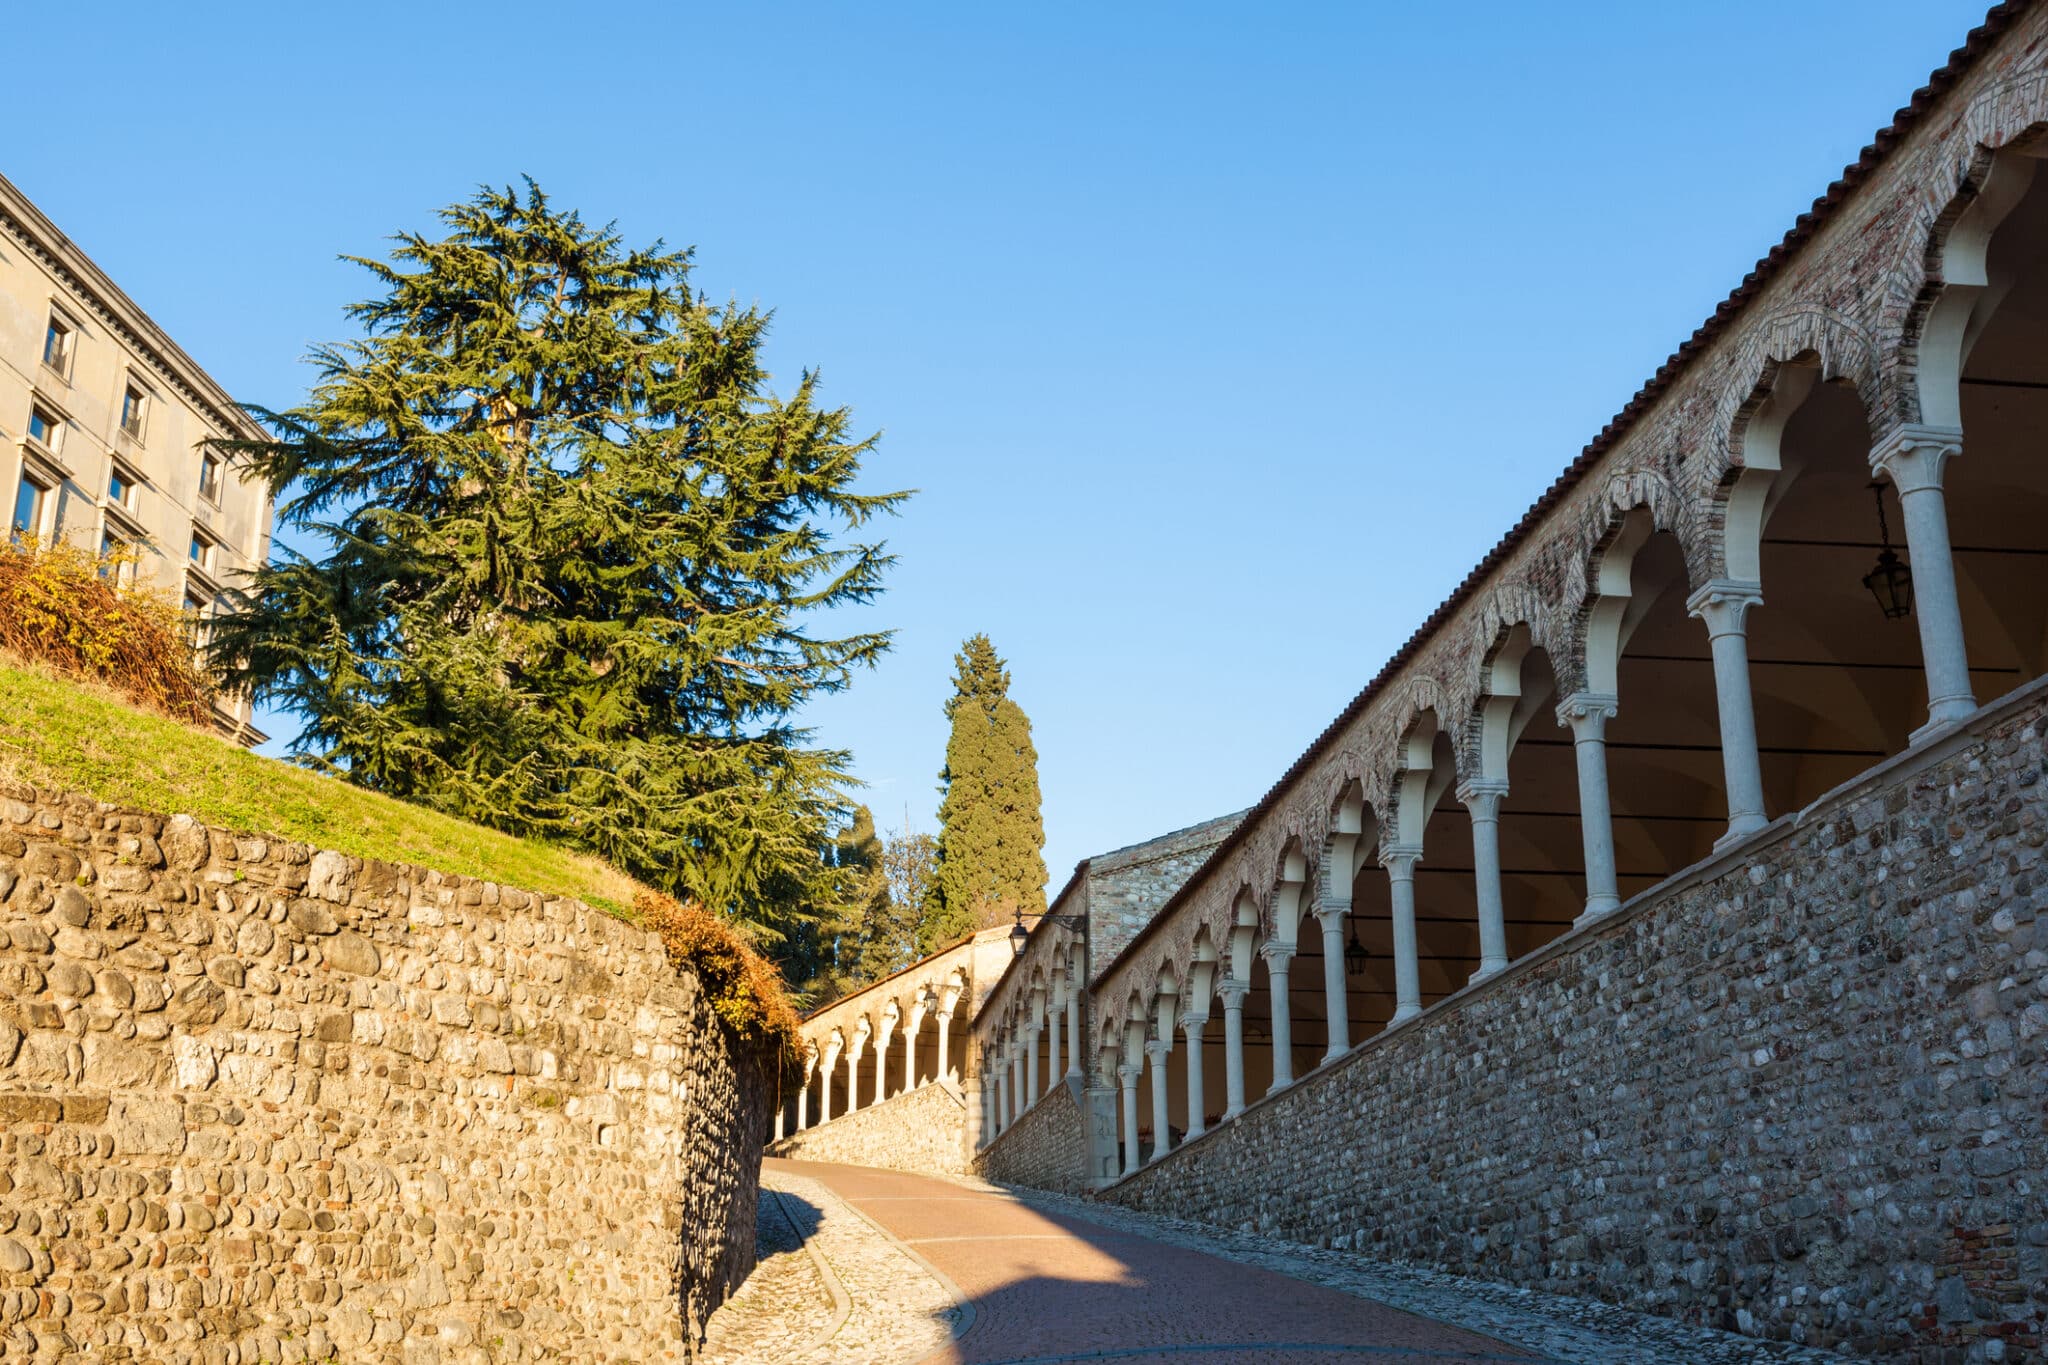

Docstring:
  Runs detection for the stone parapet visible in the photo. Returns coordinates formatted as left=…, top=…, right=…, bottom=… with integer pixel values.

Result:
left=769, top=1078, right=970, bottom=1178
left=0, top=784, right=771, bottom=1361
left=974, top=1077, right=1095, bottom=1195
left=1096, top=686, right=2048, bottom=1360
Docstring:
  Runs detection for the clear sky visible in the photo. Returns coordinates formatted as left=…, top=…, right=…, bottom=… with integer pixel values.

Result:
left=9, top=0, right=1996, bottom=891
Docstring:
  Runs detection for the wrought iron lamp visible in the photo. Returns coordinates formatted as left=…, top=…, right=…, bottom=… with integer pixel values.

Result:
left=1009, top=907, right=1089, bottom=957
left=1862, top=481, right=1914, bottom=620
left=1343, top=918, right=1370, bottom=978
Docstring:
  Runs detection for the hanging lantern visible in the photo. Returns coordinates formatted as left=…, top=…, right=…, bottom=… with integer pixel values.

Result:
left=1862, top=482, right=1914, bottom=620
left=1009, top=907, right=1030, bottom=957
left=1343, top=918, right=1370, bottom=978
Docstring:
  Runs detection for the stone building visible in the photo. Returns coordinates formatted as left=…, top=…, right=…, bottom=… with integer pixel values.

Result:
left=798, top=6, right=2048, bottom=1359
left=0, top=171, right=273, bottom=742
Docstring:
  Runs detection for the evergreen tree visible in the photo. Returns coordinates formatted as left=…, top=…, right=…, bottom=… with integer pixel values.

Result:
left=208, top=181, right=906, bottom=947
left=932, top=635, right=1047, bottom=937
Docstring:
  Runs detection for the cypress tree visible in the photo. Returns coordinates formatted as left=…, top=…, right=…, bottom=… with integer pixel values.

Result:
left=207, top=181, right=906, bottom=948
left=933, top=635, right=1047, bottom=937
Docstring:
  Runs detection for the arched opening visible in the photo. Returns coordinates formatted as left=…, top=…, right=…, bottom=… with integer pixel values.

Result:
left=1391, top=713, right=1482, bottom=1022
left=1473, top=632, right=1584, bottom=959
left=1575, top=515, right=1730, bottom=890
left=1942, top=151, right=2048, bottom=702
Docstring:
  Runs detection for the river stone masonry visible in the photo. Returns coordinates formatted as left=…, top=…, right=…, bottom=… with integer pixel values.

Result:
left=0, top=783, right=772, bottom=1363
left=769, top=1076, right=970, bottom=1179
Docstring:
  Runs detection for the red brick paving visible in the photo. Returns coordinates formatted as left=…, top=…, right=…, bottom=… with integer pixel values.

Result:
left=769, top=1159, right=1538, bottom=1365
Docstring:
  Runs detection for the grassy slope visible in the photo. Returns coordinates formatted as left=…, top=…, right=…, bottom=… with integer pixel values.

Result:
left=0, top=660, right=647, bottom=915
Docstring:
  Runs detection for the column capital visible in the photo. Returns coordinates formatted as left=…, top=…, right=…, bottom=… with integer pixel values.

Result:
left=1180, top=1012, right=1209, bottom=1035
left=1313, top=902, right=1351, bottom=929
left=1556, top=690, right=1619, bottom=735
left=1215, top=980, right=1251, bottom=1010
left=1258, top=941, right=1295, bottom=969
left=934, top=1005, right=954, bottom=1022
left=1456, top=776, right=1509, bottom=812
left=1117, top=1063, right=1142, bottom=1086
left=1685, top=578, right=1764, bottom=638
left=1144, top=1039, right=1172, bottom=1063
left=1871, top=422, right=1964, bottom=492
left=1379, top=843, right=1423, bottom=877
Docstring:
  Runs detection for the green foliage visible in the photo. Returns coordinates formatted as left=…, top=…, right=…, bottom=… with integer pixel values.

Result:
left=776, top=806, right=937, bottom=1004
left=933, top=634, right=1047, bottom=936
left=207, top=181, right=907, bottom=946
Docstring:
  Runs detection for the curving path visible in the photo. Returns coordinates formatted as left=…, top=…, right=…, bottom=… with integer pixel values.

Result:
left=769, top=1158, right=1536, bottom=1365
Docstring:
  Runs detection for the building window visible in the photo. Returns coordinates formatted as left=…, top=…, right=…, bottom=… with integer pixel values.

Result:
left=189, top=528, right=214, bottom=572
left=12, top=473, right=48, bottom=539
left=27, top=406, right=61, bottom=451
left=42, top=316, right=73, bottom=377
left=198, top=452, right=221, bottom=503
left=183, top=588, right=213, bottom=648
left=99, top=528, right=134, bottom=585
left=119, top=386, right=148, bottom=441
left=109, top=464, right=140, bottom=511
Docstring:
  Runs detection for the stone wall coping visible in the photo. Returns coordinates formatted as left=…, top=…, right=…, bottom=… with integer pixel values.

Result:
left=1097, top=673, right=2048, bottom=1193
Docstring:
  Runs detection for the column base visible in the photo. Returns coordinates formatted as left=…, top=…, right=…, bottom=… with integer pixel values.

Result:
left=1388, top=1004, right=1421, bottom=1026
left=1318, top=1045, right=1349, bottom=1067
left=1712, top=815, right=1769, bottom=854
left=1222, top=1105, right=1244, bottom=1121
left=1472, top=958, right=1508, bottom=983
left=1267, top=1076, right=1293, bottom=1096
left=1911, top=698, right=1977, bottom=745
left=1575, top=895, right=1621, bottom=928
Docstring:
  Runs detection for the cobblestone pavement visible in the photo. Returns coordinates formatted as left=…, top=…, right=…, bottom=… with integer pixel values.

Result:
left=702, top=1164, right=962, bottom=1364
left=744, top=1158, right=1857, bottom=1365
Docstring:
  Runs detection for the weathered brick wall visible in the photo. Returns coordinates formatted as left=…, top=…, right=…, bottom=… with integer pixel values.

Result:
left=768, top=1078, right=968, bottom=1177
left=974, top=1078, right=1092, bottom=1194
left=1102, top=689, right=2048, bottom=1362
left=0, top=785, right=772, bottom=1362
left=1087, top=813, right=1243, bottom=965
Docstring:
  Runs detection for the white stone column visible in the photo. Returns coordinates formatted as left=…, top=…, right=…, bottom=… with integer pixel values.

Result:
left=1010, top=1045, right=1024, bottom=1125
left=905, top=1000, right=927, bottom=1093
left=774, top=1104, right=785, bottom=1141
left=1118, top=1063, right=1142, bottom=1175
left=1314, top=902, right=1351, bottom=1063
left=996, top=1044, right=1011, bottom=1131
left=796, top=1074, right=810, bottom=1131
left=1260, top=942, right=1294, bottom=1091
left=1217, top=979, right=1249, bottom=1120
left=1874, top=425, right=1976, bottom=738
left=1180, top=1012, right=1208, bottom=1140
left=1458, top=778, right=1511, bottom=979
left=845, top=1039, right=865, bottom=1113
left=1048, top=984, right=1064, bottom=1094
left=1558, top=691, right=1622, bottom=923
left=935, top=1008, right=954, bottom=1083
left=1145, top=1039, right=1173, bottom=1163
left=1687, top=579, right=1770, bottom=848
left=1025, top=1023, right=1042, bottom=1109
left=873, top=1015, right=896, bottom=1108
left=1065, top=976, right=1083, bottom=1079
left=1383, top=846, right=1423, bottom=1025
left=818, top=1043, right=840, bottom=1125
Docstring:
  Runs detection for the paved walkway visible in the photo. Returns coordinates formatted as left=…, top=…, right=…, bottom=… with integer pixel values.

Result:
left=714, top=1158, right=1853, bottom=1365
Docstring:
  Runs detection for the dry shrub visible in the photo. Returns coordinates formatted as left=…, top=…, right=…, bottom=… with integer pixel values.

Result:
left=636, top=890, right=802, bottom=1060
left=0, top=538, right=215, bottom=725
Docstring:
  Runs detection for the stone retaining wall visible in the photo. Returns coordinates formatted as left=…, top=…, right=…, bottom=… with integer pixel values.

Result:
left=974, top=1079, right=1092, bottom=1195
left=1101, top=692, right=2048, bottom=1361
left=0, top=783, right=773, bottom=1362
left=768, top=1078, right=968, bottom=1178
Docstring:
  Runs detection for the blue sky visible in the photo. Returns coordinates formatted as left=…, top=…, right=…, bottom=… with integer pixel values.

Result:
left=10, top=0, right=1994, bottom=889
